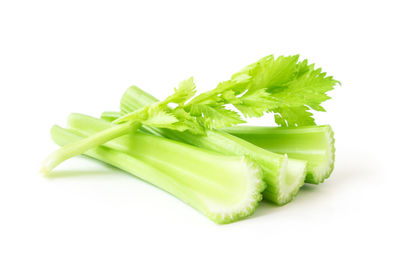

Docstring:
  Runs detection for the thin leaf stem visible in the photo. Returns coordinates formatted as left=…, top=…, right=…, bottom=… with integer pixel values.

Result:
left=41, top=120, right=140, bottom=175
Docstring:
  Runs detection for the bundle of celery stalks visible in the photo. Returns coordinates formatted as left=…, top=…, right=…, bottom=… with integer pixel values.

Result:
left=43, top=55, right=339, bottom=224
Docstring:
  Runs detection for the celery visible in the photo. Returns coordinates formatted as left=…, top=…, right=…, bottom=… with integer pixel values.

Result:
left=103, top=109, right=332, bottom=184
left=224, top=126, right=335, bottom=184
left=42, top=54, right=339, bottom=222
left=101, top=111, right=121, bottom=122
left=43, top=55, right=338, bottom=176
left=119, top=87, right=307, bottom=205
left=41, top=120, right=140, bottom=175
left=52, top=119, right=265, bottom=224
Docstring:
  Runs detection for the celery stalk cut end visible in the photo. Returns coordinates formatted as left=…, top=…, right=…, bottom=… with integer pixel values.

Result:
left=224, top=125, right=335, bottom=185
left=205, top=157, right=265, bottom=224
left=305, top=126, right=335, bottom=184
left=263, top=155, right=307, bottom=205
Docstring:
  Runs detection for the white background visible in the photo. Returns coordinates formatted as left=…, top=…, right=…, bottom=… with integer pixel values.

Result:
left=1, top=0, right=399, bottom=272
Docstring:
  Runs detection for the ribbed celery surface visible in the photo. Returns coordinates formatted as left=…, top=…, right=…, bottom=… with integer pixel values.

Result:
left=118, top=86, right=307, bottom=205
left=101, top=112, right=335, bottom=184
left=52, top=116, right=266, bottom=224
left=224, top=126, right=335, bottom=184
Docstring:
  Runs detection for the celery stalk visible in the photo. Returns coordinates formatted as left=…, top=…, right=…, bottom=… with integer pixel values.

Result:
left=224, top=126, right=335, bottom=184
left=100, top=112, right=334, bottom=183
left=51, top=123, right=265, bottom=224
left=41, top=120, right=140, bottom=175
left=101, top=111, right=121, bottom=122
left=118, top=86, right=307, bottom=205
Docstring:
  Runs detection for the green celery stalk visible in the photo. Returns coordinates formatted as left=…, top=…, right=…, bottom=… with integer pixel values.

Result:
left=118, top=86, right=307, bottom=205
left=223, top=126, right=335, bottom=184
left=101, top=111, right=121, bottom=122
left=41, top=120, right=141, bottom=175
left=51, top=121, right=265, bottom=224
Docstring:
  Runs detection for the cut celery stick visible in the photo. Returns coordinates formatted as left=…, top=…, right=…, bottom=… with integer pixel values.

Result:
left=224, top=126, right=335, bottom=184
left=118, top=87, right=307, bottom=205
left=51, top=124, right=265, bottom=224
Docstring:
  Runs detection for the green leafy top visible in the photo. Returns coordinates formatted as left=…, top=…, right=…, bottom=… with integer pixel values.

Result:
left=114, top=77, right=203, bottom=134
left=115, top=55, right=339, bottom=132
left=114, top=76, right=247, bottom=132
left=226, top=55, right=340, bottom=126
